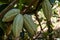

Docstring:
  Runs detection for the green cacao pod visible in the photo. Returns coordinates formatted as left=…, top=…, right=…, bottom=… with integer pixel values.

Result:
left=23, top=14, right=37, bottom=37
left=2, top=9, right=20, bottom=22
left=42, top=0, right=52, bottom=21
left=12, top=14, right=23, bottom=37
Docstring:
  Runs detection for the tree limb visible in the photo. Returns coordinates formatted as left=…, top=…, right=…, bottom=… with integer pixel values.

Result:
left=0, top=0, right=17, bottom=18
left=21, top=0, right=37, bottom=14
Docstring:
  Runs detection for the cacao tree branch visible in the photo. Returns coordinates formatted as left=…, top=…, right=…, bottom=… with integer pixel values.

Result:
left=0, top=0, right=17, bottom=18
left=21, top=0, right=37, bottom=14
left=21, top=0, right=44, bottom=14
left=33, top=0, right=44, bottom=39
left=34, top=0, right=43, bottom=31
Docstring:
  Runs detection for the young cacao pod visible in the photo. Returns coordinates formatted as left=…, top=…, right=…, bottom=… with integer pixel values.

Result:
left=2, top=9, right=20, bottom=22
left=42, top=0, right=52, bottom=21
left=23, top=14, right=37, bottom=37
left=12, top=14, right=23, bottom=38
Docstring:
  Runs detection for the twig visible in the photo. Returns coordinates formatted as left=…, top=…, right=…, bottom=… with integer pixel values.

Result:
left=34, top=0, right=43, bottom=31
left=33, top=0, right=44, bottom=39
left=34, top=0, right=43, bottom=33
left=0, top=0, right=17, bottom=18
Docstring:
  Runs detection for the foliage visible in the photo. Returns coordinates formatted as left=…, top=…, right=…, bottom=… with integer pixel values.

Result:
left=0, top=0, right=60, bottom=40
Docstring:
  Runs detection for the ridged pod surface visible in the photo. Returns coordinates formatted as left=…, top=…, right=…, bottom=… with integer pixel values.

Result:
left=23, top=14, right=37, bottom=37
left=2, top=9, right=20, bottom=22
left=12, top=14, right=23, bottom=37
left=42, top=0, right=52, bottom=21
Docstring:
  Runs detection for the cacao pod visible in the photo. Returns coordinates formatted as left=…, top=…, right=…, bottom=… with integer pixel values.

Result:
left=12, top=14, right=23, bottom=37
left=42, top=0, right=52, bottom=21
left=2, top=9, right=20, bottom=22
left=23, top=14, right=37, bottom=37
